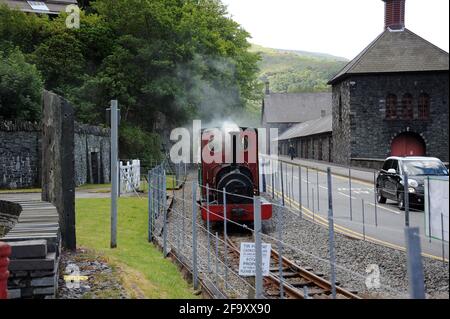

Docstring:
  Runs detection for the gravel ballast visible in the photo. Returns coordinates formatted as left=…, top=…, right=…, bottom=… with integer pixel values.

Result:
left=157, top=171, right=449, bottom=299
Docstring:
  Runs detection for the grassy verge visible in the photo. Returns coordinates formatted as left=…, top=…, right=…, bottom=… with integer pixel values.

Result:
left=76, top=197, right=197, bottom=299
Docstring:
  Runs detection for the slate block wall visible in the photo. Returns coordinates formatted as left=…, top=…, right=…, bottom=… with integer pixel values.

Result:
left=332, top=72, right=449, bottom=165
left=0, top=121, right=40, bottom=189
left=0, top=120, right=110, bottom=189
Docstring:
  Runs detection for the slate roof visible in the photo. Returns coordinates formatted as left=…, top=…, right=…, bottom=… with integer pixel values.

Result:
left=329, top=28, right=449, bottom=84
left=275, top=115, right=332, bottom=141
left=1, top=0, right=77, bottom=15
left=262, top=92, right=332, bottom=124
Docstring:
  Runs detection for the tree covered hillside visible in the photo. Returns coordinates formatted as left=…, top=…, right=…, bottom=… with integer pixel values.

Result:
left=250, top=44, right=348, bottom=93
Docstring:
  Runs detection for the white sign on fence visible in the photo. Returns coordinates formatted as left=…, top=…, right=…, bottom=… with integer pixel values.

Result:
left=119, top=159, right=141, bottom=194
left=425, top=176, right=449, bottom=242
left=238, top=242, right=271, bottom=277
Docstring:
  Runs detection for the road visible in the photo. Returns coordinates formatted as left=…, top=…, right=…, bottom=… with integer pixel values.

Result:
left=260, top=156, right=449, bottom=261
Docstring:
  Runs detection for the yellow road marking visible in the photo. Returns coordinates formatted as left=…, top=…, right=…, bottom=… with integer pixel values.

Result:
left=267, top=186, right=448, bottom=262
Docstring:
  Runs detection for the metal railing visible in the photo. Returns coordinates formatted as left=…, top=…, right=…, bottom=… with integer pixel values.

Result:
left=144, top=160, right=449, bottom=299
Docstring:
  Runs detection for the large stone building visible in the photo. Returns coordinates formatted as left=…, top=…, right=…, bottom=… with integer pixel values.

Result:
left=328, top=0, right=449, bottom=167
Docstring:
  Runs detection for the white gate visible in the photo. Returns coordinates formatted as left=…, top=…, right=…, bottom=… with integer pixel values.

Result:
left=119, top=160, right=141, bottom=194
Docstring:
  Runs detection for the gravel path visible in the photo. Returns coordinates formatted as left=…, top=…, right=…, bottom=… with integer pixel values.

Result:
left=263, top=198, right=449, bottom=299
left=158, top=171, right=449, bottom=299
left=58, top=248, right=128, bottom=299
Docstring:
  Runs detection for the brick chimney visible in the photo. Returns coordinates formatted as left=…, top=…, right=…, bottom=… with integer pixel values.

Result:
left=383, top=0, right=406, bottom=31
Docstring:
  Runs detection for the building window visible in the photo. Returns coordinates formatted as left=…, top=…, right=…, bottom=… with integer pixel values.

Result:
left=418, top=93, right=430, bottom=120
left=401, top=93, right=413, bottom=120
left=386, top=94, right=397, bottom=120
left=338, top=94, right=343, bottom=124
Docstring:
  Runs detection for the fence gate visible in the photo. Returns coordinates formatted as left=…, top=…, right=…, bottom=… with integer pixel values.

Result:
left=120, top=160, right=141, bottom=194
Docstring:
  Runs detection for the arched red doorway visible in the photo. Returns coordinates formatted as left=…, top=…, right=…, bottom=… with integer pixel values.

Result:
left=391, top=132, right=426, bottom=157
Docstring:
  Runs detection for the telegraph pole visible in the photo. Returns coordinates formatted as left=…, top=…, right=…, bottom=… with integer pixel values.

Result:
left=109, top=100, right=119, bottom=248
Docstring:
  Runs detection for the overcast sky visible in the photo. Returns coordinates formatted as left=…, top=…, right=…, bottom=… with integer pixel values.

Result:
left=222, top=0, right=449, bottom=59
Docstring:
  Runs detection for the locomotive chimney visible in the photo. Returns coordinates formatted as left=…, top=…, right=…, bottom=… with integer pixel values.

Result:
left=383, top=0, right=406, bottom=31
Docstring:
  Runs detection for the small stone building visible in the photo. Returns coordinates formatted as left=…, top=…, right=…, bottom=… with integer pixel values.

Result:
left=328, top=0, right=449, bottom=167
left=261, top=85, right=332, bottom=154
left=277, top=114, right=333, bottom=162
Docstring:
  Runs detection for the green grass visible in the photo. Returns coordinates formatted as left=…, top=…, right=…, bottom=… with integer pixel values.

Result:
left=76, top=197, right=197, bottom=299
left=77, top=184, right=111, bottom=191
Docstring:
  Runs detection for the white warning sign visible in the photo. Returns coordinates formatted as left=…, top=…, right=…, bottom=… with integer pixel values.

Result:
left=238, top=242, right=271, bottom=277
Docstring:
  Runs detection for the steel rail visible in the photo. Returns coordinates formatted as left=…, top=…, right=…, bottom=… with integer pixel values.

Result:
left=226, top=237, right=361, bottom=299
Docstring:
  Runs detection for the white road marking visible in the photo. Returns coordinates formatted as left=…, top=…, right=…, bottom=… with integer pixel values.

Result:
left=338, top=192, right=357, bottom=200
left=368, top=203, right=401, bottom=215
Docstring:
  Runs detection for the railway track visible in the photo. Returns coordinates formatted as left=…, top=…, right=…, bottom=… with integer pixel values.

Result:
left=226, top=237, right=361, bottom=299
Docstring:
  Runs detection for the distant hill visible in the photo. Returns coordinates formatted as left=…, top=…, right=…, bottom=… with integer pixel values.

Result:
left=250, top=44, right=348, bottom=93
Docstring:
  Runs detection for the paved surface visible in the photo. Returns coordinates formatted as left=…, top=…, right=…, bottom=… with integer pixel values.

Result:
left=261, top=156, right=449, bottom=261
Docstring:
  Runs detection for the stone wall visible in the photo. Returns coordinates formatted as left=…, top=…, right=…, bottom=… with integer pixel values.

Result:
left=279, top=132, right=333, bottom=162
left=74, top=123, right=111, bottom=186
left=332, top=72, right=449, bottom=165
left=0, top=120, right=110, bottom=189
left=0, top=121, right=41, bottom=189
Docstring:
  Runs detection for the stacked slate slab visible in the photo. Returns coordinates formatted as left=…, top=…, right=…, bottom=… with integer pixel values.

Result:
left=0, top=196, right=61, bottom=299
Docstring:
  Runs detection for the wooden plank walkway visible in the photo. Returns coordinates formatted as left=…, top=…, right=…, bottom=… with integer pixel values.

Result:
left=0, top=195, right=60, bottom=253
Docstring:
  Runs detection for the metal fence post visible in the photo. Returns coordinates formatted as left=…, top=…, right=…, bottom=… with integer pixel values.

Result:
left=182, top=183, right=186, bottom=248
left=306, top=167, right=310, bottom=208
left=148, top=170, right=152, bottom=242
left=271, top=159, right=275, bottom=199
left=441, top=213, right=446, bottom=265
left=207, top=184, right=211, bottom=273
left=404, top=173, right=410, bottom=227
left=327, top=168, right=337, bottom=299
left=254, top=196, right=263, bottom=299
left=110, top=100, right=119, bottom=249
left=163, top=169, right=168, bottom=257
left=362, top=199, right=366, bottom=241
left=373, top=171, right=378, bottom=227
left=192, top=181, right=198, bottom=290
left=427, top=177, right=432, bottom=243
left=277, top=209, right=284, bottom=299
left=291, top=165, right=294, bottom=205
left=215, top=232, right=219, bottom=285
left=280, top=161, right=285, bottom=206
left=312, top=188, right=315, bottom=221
left=223, top=188, right=228, bottom=290
left=316, top=170, right=320, bottom=212
left=349, top=167, right=353, bottom=221
left=298, top=166, right=302, bottom=219
left=405, top=227, right=425, bottom=299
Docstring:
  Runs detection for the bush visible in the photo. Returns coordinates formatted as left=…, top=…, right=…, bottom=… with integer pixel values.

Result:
left=0, top=46, right=43, bottom=121
left=119, top=125, right=163, bottom=168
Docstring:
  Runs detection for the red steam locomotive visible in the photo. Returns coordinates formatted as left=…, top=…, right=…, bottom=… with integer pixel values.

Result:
left=199, top=126, right=272, bottom=223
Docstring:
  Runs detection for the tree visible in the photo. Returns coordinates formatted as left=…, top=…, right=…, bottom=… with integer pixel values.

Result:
left=0, top=46, right=43, bottom=121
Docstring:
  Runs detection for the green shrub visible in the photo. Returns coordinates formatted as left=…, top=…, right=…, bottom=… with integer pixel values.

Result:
left=119, top=125, right=162, bottom=168
left=0, top=46, right=43, bottom=121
